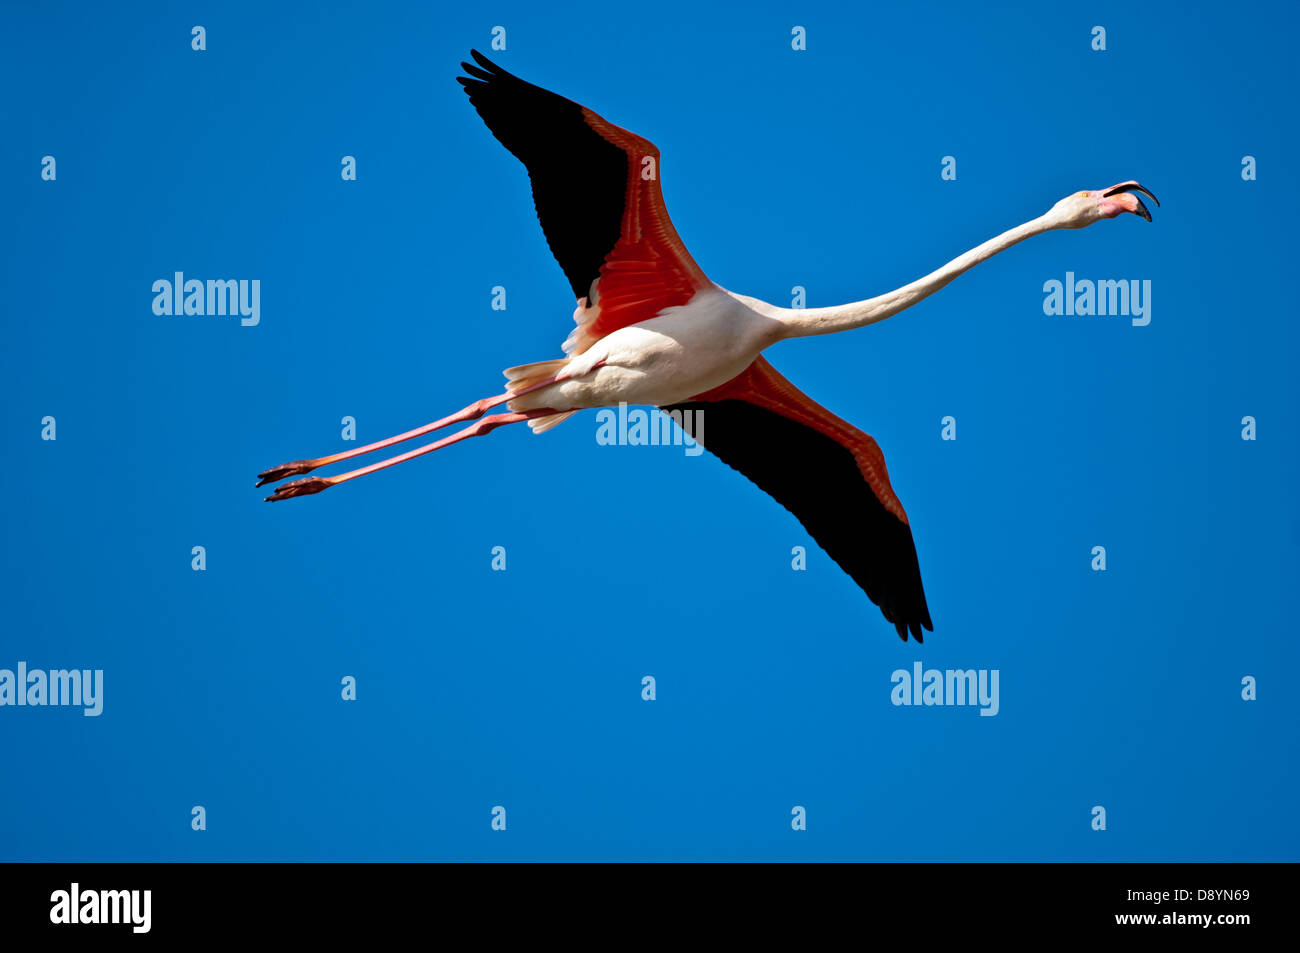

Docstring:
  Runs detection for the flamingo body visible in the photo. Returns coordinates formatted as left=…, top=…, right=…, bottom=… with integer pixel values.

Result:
left=512, top=289, right=778, bottom=411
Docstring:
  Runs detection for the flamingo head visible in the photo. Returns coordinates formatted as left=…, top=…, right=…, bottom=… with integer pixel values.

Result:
left=1047, top=181, right=1159, bottom=229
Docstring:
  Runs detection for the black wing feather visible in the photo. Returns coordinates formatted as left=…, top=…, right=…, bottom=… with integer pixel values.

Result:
left=663, top=399, right=934, bottom=641
left=457, top=50, right=627, bottom=301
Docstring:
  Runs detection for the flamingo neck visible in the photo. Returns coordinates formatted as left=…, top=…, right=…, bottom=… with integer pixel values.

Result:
left=770, top=214, right=1054, bottom=338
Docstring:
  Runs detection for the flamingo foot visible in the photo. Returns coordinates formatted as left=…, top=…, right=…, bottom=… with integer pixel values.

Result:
left=264, top=476, right=334, bottom=502
left=256, top=460, right=319, bottom=487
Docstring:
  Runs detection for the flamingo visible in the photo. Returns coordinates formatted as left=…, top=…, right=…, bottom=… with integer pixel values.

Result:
left=257, top=50, right=1158, bottom=642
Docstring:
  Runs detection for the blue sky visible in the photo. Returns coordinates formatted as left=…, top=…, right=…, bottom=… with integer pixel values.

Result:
left=1, top=0, right=1296, bottom=860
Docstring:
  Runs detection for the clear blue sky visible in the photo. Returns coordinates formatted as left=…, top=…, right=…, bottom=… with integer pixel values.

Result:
left=2, top=0, right=1296, bottom=860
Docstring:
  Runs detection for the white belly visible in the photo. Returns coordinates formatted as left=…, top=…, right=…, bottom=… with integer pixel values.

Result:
left=514, top=287, right=783, bottom=411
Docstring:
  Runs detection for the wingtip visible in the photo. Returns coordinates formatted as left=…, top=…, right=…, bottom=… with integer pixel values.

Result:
left=892, top=614, right=931, bottom=642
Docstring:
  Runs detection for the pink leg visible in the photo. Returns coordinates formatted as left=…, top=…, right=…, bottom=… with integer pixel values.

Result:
left=264, top=408, right=559, bottom=501
left=255, top=375, right=566, bottom=487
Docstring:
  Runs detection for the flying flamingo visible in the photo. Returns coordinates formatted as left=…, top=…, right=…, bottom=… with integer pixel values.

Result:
left=257, top=50, right=1157, bottom=642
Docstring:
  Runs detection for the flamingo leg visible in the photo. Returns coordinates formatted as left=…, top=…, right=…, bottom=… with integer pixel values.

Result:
left=263, top=408, right=561, bottom=501
left=255, top=374, right=565, bottom=487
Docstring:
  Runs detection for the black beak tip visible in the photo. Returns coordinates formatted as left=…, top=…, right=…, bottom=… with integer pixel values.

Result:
left=1104, top=182, right=1160, bottom=210
left=1136, top=185, right=1160, bottom=208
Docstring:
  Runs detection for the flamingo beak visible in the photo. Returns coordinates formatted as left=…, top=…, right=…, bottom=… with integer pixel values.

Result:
left=1099, top=181, right=1159, bottom=222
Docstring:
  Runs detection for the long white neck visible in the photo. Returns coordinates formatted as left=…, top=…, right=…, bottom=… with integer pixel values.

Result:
left=766, top=213, right=1055, bottom=338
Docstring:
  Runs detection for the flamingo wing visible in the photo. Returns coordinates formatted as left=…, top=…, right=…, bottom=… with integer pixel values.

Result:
left=663, top=356, right=934, bottom=642
left=457, top=50, right=711, bottom=355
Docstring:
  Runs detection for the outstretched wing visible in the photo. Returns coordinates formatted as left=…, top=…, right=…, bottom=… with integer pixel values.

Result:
left=664, top=357, right=933, bottom=641
left=457, top=50, right=711, bottom=355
